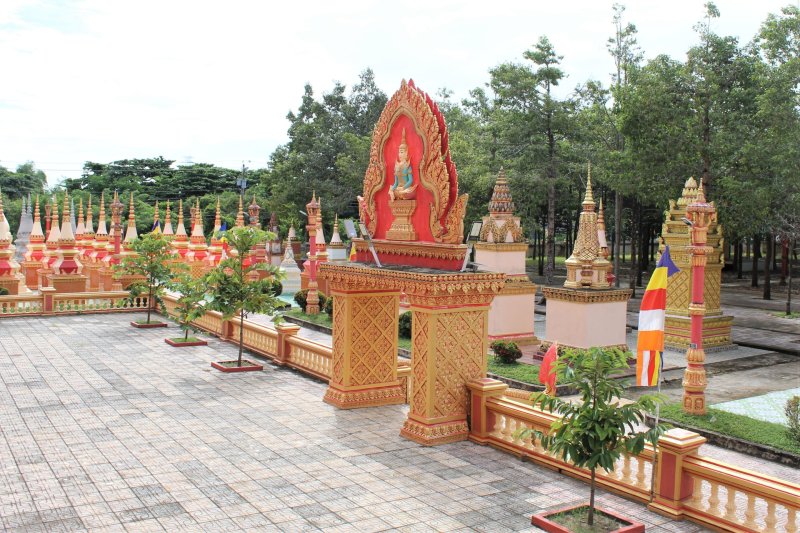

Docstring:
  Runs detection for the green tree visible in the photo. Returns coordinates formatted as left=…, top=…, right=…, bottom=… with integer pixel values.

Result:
left=170, top=274, right=209, bottom=342
left=118, top=232, right=182, bottom=325
left=205, top=226, right=283, bottom=367
left=519, top=348, right=668, bottom=526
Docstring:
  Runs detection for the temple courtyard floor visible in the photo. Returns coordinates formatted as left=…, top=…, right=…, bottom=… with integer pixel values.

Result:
left=0, top=314, right=717, bottom=533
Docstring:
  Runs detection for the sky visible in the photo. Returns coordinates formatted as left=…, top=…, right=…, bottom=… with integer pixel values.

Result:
left=0, top=0, right=793, bottom=186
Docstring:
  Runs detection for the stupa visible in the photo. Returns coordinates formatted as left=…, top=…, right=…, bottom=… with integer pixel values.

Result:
left=21, top=196, right=46, bottom=291
left=327, top=214, right=347, bottom=261
left=171, top=199, right=190, bottom=259
left=86, top=193, right=109, bottom=291
left=162, top=200, right=174, bottom=238
left=0, top=192, right=25, bottom=295
left=185, top=199, right=209, bottom=277
left=279, top=245, right=302, bottom=296
left=13, top=195, right=32, bottom=262
left=49, top=194, right=87, bottom=293
left=83, top=195, right=96, bottom=259
left=474, top=168, right=537, bottom=345
left=207, top=198, right=224, bottom=266
left=38, top=196, right=61, bottom=289
left=660, top=177, right=732, bottom=349
left=267, top=212, right=283, bottom=267
left=542, top=165, right=631, bottom=351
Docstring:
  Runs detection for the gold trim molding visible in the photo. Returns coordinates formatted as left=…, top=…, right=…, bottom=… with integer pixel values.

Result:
left=542, top=286, right=632, bottom=303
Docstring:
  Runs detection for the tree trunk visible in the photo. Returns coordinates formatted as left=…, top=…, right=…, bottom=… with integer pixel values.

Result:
left=238, top=308, right=245, bottom=366
left=588, top=468, right=597, bottom=526
left=539, top=222, right=545, bottom=276
left=629, top=202, right=638, bottom=296
left=185, top=327, right=189, bottom=342
left=780, top=239, right=788, bottom=286
left=614, top=192, right=622, bottom=286
left=147, top=284, right=153, bottom=324
left=545, top=181, right=556, bottom=285
left=751, top=235, right=760, bottom=288
left=735, top=238, right=743, bottom=279
left=764, top=233, right=773, bottom=300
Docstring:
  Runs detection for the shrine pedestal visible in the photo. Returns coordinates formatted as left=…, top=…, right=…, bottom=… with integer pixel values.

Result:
left=487, top=277, right=538, bottom=345
left=48, top=274, right=88, bottom=293
left=0, top=277, right=23, bottom=295
left=542, top=287, right=632, bottom=351
left=665, top=314, right=734, bottom=350
left=386, top=199, right=417, bottom=241
left=319, top=264, right=504, bottom=446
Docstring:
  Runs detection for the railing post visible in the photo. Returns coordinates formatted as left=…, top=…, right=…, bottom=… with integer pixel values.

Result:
left=275, top=323, right=301, bottom=365
left=649, top=428, right=707, bottom=520
left=467, top=378, right=508, bottom=445
left=221, top=318, right=235, bottom=340
left=40, top=287, right=56, bottom=315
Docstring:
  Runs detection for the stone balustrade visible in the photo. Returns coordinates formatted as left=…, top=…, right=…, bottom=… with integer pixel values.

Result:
left=0, top=290, right=148, bottom=316
left=468, top=378, right=799, bottom=533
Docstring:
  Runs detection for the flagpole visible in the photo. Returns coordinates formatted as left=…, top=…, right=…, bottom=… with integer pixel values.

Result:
left=648, top=355, right=664, bottom=502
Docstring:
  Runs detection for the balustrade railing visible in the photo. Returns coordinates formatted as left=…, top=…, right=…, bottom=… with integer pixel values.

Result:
left=469, top=379, right=799, bottom=533
left=0, top=294, right=44, bottom=315
left=284, top=335, right=331, bottom=380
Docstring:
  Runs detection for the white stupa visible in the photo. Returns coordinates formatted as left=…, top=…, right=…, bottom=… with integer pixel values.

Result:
left=279, top=245, right=302, bottom=297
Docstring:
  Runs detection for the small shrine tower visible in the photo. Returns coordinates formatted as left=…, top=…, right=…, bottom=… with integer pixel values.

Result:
left=660, top=177, right=732, bottom=349
left=542, top=165, right=632, bottom=351
left=21, top=196, right=46, bottom=291
left=13, top=195, right=32, bottom=262
left=171, top=199, right=190, bottom=258
left=474, top=169, right=537, bottom=345
left=327, top=214, right=347, bottom=261
left=0, top=191, right=25, bottom=295
left=50, top=194, right=88, bottom=293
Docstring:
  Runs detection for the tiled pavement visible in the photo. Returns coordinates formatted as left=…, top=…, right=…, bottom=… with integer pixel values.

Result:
left=0, top=314, right=710, bottom=532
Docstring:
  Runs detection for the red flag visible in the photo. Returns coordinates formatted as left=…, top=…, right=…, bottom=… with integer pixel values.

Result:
left=539, top=342, right=558, bottom=391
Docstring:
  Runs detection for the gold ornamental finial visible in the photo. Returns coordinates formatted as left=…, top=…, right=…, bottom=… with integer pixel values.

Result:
left=696, top=178, right=707, bottom=204
left=153, top=200, right=159, bottom=223
left=236, top=195, right=245, bottom=227
left=128, top=192, right=136, bottom=224
left=62, top=193, right=70, bottom=226
left=34, top=195, right=40, bottom=222
left=98, top=192, right=106, bottom=223
left=165, top=200, right=171, bottom=223
left=582, top=162, right=595, bottom=208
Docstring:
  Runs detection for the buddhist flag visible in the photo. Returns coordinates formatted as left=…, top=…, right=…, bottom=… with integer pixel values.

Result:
left=636, top=246, right=680, bottom=386
left=151, top=220, right=161, bottom=234
left=539, top=342, right=558, bottom=391
left=348, top=242, right=357, bottom=262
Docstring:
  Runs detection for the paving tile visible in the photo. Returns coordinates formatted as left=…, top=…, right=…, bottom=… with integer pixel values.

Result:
left=0, top=314, right=713, bottom=532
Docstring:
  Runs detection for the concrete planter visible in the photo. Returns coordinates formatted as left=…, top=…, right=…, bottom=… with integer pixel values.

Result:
left=211, top=360, right=263, bottom=373
left=130, top=321, right=168, bottom=329
left=165, top=338, right=208, bottom=347
left=532, top=504, right=645, bottom=533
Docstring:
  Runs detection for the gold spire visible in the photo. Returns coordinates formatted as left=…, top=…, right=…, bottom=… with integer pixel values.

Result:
left=85, top=194, right=94, bottom=234
left=213, top=197, right=221, bottom=231
left=236, top=195, right=245, bottom=227
left=488, top=167, right=515, bottom=215
left=165, top=200, right=171, bottom=224
left=124, top=192, right=138, bottom=243
left=582, top=162, right=595, bottom=208
left=696, top=177, right=707, bottom=204
left=60, top=193, right=75, bottom=242
left=153, top=200, right=160, bottom=223
left=96, top=192, right=107, bottom=237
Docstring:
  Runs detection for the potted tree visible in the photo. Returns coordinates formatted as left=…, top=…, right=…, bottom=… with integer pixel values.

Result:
left=165, top=274, right=209, bottom=347
left=118, top=232, right=180, bottom=328
left=519, top=347, right=668, bottom=533
left=205, top=226, right=283, bottom=372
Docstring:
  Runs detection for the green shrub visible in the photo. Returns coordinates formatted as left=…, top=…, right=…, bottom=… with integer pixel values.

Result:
left=270, top=280, right=283, bottom=297
left=398, top=311, right=412, bottom=338
left=786, top=396, right=800, bottom=444
left=0, top=287, right=9, bottom=296
left=490, top=340, right=522, bottom=364
left=293, top=289, right=309, bottom=310
left=323, top=295, right=333, bottom=317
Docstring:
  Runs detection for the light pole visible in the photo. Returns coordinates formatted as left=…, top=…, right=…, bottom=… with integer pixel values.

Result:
left=236, top=161, right=250, bottom=198
left=682, top=182, right=715, bottom=415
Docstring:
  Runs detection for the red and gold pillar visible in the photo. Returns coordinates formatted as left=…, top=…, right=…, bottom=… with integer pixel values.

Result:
left=682, top=182, right=715, bottom=415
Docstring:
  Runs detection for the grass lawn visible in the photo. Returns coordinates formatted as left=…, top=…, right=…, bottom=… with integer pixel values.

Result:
left=284, top=308, right=332, bottom=328
left=770, top=311, right=799, bottom=319
left=488, top=358, right=541, bottom=385
left=660, top=403, right=800, bottom=455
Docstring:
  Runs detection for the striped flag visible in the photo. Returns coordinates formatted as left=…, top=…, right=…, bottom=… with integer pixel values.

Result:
left=636, top=246, right=680, bottom=387
left=348, top=242, right=357, bottom=262
left=151, top=220, right=161, bottom=234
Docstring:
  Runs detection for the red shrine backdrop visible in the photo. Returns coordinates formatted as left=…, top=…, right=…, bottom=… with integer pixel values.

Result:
left=372, top=115, right=434, bottom=242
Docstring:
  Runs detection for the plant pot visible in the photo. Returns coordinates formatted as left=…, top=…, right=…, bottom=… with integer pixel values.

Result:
left=211, top=360, right=263, bottom=373
left=130, top=321, right=168, bottom=329
left=165, top=338, right=208, bottom=347
left=532, top=504, right=644, bottom=533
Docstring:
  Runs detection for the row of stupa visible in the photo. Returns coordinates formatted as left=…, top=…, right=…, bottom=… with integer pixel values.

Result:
left=0, top=189, right=349, bottom=296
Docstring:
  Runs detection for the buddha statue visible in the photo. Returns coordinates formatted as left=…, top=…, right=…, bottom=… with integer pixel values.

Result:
left=389, top=128, right=417, bottom=201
